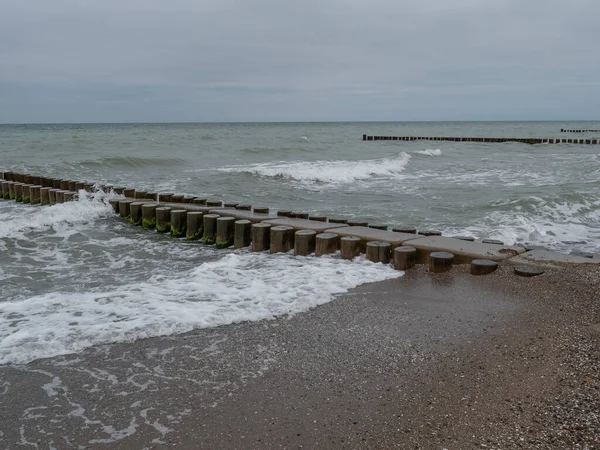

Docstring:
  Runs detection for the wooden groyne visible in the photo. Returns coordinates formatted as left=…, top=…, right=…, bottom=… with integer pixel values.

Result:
left=2, top=170, right=599, bottom=276
left=561, top=128, right=600, bottom=133
left=362, top=135, right=600, bottom=144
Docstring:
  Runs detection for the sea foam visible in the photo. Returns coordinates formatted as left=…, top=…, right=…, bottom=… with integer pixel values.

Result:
left=0, top=252, right=402, bottom=365
left=219, top=152, right=411, bottom=184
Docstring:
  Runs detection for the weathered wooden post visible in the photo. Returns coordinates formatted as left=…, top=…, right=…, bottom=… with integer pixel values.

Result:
left=315, top=232, right=338, bottom=256
left=216, top=217, right=236, bottom=248
left=108, top=199, right=120, bottom=213
left=234, top=220, right=252, bottom=248
left=366, top=241, right=391, bottom=263
left=40, top=187, right=52, bottom=205
left=48, top=189, right=58, bottom=205
left=129, top=202, right=144, bottom=226
left=251, top=223, right=271, bottom=251
left=21, top=185, right=31, bottom=203
left=186, top=211, right=204, bottom=239
left=155, top=207, right=172, bottom=233
left=170, top=210, right=188, bottom=237
left=340, top=236, right=360, bottom=259
left=470, top=259, right=498, bottom=275
left=270, top=226, right=294, bottom=253
left=14, top=183, right=23, bottom=202
left=1, top=181, right=10, bottom=199
left=429, top=251, right=454, bottom=273
left=294, top=230, right=317, bottom=256
left=202, top=214, right=220, bottom=244
left=141, top=203, right=159, bottom=229
left=394, top=246, right=416, bottom=270
left=118, top=199, right=134, bottom=218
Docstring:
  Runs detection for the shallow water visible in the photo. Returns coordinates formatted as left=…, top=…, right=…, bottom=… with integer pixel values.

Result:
left=1, top=121, right=599, bottom=364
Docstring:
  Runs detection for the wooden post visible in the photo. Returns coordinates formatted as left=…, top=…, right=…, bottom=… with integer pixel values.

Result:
left=48, top=189, right=58, bottom=205
left=471, top=259, right=498, bottom=275
left=108, top=199, right=120, bottom=214
left=348, top=220, right=368, bottom=227
left=234, top=219, right=252, bottom=248
left=429, top=251, right=454, bottom=273
left=118, top=199, right=134, bottom=218
left=14, top=183, right=23, bottom=202
left=21, top=184, right=31, bottom=203
left=340, top=236, right=360, bottom=260
left=315, top=232, right=339, bottom=256
left=216, top=217, right=236, bottom=248
left=394, top=246, right=416, bottom=270
left=155, top=207, right=172, bottom=233
left=170, top=210, right=188, bottom=237
left=202, top=214, right=220, bottom=244
left=129, top=202, right=144, bottom=226
left=142, top=203, right=159, bottom=230
left=159, top=193, right=174, bottom=202
left=123, top=188, right=135, bottom=198
left=366, top=241, right=391, bottom=263
left=186, top=211, right=204, bottom=240
left=251, top=223, right=271, bottom=251
left=308, top=215, right=327, bottom=222
left=270, top=226, right=294, bottom=253
left=254, top=207, right=270, bottom=214
left=294, top=230, right=317, bottom=256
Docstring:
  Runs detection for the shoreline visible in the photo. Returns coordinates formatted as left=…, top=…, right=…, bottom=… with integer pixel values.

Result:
left=1, top=262, right=598, bottom=448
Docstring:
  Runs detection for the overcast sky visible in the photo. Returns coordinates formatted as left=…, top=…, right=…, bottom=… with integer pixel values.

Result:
left=1, top=0, right=599, bottom=123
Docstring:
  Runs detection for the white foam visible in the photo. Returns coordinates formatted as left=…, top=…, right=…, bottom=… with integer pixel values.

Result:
left=0, top=252, right=402, bottom=365
left=0, top=192, right=114, bottom=240
left=218, top=153, right=411, bottom=184
left=445, top=195, right=600, bottom=252
left=415, top=149, right=442, bottom=157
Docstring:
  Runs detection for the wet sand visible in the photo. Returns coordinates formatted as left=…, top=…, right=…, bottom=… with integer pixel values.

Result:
left=1, top=262, right=599, bottom=449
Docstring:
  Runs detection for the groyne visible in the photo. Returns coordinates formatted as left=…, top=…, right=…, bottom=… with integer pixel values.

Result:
left=560, top=128, right=600, bottom=133
left=2, top=170, right=599, bottom=276
left=362, top=135, right=600, bottom=144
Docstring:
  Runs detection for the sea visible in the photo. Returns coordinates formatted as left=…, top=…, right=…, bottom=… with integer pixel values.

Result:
left=1, top=121, right=599, bottom=366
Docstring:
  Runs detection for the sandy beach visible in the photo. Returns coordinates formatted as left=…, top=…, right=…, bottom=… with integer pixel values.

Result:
left=1, top=261, right=599, bottom=449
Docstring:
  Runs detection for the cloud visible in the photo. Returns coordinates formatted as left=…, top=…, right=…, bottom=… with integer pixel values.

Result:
left=1, top=0, right=599, bottom=122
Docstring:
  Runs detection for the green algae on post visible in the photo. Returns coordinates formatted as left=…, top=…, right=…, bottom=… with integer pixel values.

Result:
left=142, top=218, right=156, bottom=230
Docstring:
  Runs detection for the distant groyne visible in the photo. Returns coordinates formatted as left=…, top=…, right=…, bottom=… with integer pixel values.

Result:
left=2, top=170, right=599, bottom=278
left=362, top=135, right=599, bottom=144
left=560, top=128, right=600, bottom=133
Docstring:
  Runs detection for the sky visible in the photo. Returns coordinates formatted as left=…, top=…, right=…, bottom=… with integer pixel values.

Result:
left=1, top=0, right=599, bottom=123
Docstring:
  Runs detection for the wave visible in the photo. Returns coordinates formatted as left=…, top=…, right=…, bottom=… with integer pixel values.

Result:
left=0, top=253, right=402, bottom=365
left=415, top=149, right=442, bottom=157
left=444, top=194, right=600, bottom=253
left=219, top=153, right=412, bottom=184
left=0, top=192, right=114, bottom=240
left=66, top=156, right=187, bottom=170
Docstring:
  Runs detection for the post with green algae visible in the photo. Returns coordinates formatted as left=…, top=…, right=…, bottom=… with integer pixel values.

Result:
left=40, top=187, right=51, bottom=205
left=155, top=207, right=172, bottom=233
left=170, top=210, right=187, bottom=237
left=141, top=203, right=158, bottom=230
left=215, top=217, right=236, bottom=248
left=29, top=185, right=41, bottom=205
left=14, top=183, right=23, bottom=202
left=202, top=214, right=220, bottom=245
left=186, top=212, right=204, bottom=240
left=129, top=202, right=145, bottom=226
